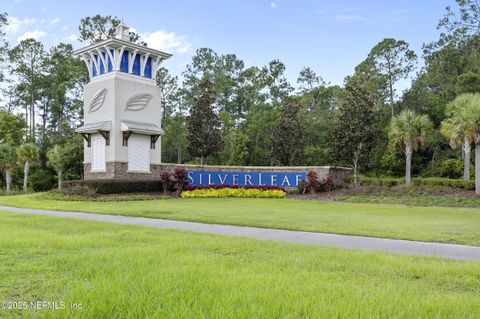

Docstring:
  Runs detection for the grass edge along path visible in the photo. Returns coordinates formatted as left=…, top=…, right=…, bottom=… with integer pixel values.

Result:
left=3, top=205, right=480, bottom=261
left=0, top=211, right=479, bottom=318
left=0, top=193, right=480, bottom=246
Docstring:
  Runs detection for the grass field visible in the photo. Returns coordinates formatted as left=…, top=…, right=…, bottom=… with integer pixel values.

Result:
left=0, top=211, right=479, bottom=318
left=1, top=193, right=480, bottom=246
left=340, top=194, right=480, bottom=207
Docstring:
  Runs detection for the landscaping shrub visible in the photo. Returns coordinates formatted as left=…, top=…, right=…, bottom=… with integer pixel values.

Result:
left=61, top=185, right=97, bottom=197
left=360, top=176, right=403, bottom=187
left=173, top=167, right=189, bottom=195
left=412, top=177, right=474, bottom=190
left=318, top=177, right=334, bottom=192
left=360, top=176, right=474, bottom=190
left=181, top=187, right=286, bottom=198
left=305, top=171, right=319, bottom=194
left=63, top=179, right=163, bottom=194
left=298, top=171, right=335, bottom=194
left=29, top=169, right=57, bottom=191
left=41, top=191, right=158, bottom=202
left=439, top=159, right=464, bottom=179
left=183, top=185, right=285, bottom=191
left=161, top=171, right=172, bottom=195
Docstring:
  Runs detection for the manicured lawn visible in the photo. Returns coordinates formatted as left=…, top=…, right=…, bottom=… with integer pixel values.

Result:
left=340, top=194, right=480, bottom=207
left=1, top=193, right=480, bottom=246
left=0, top=211, right=479, bottom=318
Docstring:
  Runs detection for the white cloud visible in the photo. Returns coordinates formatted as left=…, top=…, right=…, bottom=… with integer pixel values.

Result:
left=332, top=14, right=368, bottom=22
left=23, top=18, right=36, bottom=25
left=63, top=34, right=77, bottom=42
left=5, top=17, right=36, bottom=34
left=315, top=4, right=410, bottom=24
left=17, top=30, right=47, bottom=42
left=61, top=26, right=69, bottom=31
left=270, top=2, right=278, bottom=9
left=142, top=30, right=191, bottom=54
left=41, top=7, right=46, bottom=13
left=49, top=18, right=60, bottom=25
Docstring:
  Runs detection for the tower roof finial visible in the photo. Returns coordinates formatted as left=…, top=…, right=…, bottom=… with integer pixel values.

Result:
left=115, top=22, right=130, bottom=41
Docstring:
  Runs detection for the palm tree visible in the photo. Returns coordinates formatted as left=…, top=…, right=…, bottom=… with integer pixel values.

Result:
left=440, top=95, right=478, bottom=181
left=47, top=145, right=64, bottom=190
left=17, top=143, right=39, bottom=193
left=388, top=109, right=433, bottom=186
left=441, top=93, right=480, bottom=194
left=0, top=144, right=18, bottom=193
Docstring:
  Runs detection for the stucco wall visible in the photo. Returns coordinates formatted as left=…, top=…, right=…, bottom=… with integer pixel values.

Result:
left=82, top=72, right=162, bottom=166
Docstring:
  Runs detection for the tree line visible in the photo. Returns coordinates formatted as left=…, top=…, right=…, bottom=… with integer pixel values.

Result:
left=1, top=1, right=480, bottom=193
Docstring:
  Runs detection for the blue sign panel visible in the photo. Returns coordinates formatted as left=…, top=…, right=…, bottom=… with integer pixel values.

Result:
left=187, top=171, right=306, bottom=187
left=120, top=51, right=129, bottom=73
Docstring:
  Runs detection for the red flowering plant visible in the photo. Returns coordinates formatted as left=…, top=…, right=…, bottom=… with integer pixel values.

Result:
left=298, top=171, right=334, bottom=194
left=306, top=171, right=319, bottom=194
left=318, top=177, right=334, bottom=193
left=160, top=171, right=172, bottom=195
left=173, top=168, right=189, bottom=196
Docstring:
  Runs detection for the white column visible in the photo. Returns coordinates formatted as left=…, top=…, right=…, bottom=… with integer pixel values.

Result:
left=140, top=53, right=150, bottom=77
left=104, top=45, right=115, bottom=71
left=95, top=48, right=108, bottom=73
left=128, top=49, right=138, bottom=74
left=89, top=51, right=100, bottom=76
left=152, top=57, right=162, bottom=81
left=80, top=54, right=93, bottom=78
left=115, top=46, right=125, bottom=71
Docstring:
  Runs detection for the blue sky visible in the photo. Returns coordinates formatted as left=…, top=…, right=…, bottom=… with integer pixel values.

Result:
left=3, top=0, right=454, bottom=92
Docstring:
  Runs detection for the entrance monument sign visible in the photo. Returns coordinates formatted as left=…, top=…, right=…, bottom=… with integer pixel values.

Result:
left=74, top=24, right=351, bottom=188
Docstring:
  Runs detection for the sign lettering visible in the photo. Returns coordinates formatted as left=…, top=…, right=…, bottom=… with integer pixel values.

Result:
left=187, top=171, right=305, bottom=187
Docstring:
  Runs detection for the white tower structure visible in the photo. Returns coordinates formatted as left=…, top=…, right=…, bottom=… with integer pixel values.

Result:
left=74, top=24, right=172, bottom=179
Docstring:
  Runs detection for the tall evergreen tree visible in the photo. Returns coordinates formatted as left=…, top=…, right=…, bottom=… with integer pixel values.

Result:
left=0, top=12, right=8, bottom=84
left=365, top=38, right=417, bottom=117
left=0, top=110, right=27, bottom=145
left=45, top=43, right=87, bottom=140
left=297, top=67, right=325, bottom=92
left=9, top=39, right=46, bottom=142
left=272, top=98, right=305, bottom=165
left=330, top=78, right=379, bottom=186
left=78, top=15, right=142, bottom=43
left=186, top=77, right=223, bottom=165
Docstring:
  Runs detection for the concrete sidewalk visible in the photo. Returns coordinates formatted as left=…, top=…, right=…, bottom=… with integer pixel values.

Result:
left=1, top=205, right=480, bottom=261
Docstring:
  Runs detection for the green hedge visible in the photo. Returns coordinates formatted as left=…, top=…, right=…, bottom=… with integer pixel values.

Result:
left=40, top=191, right=159, bottom=202
left=412, top=178, right=474, bottom=190
left=360, top=177, right=403, bottom=187
left=63, top=179, right=163, bottom=194
left=360, top=177, right=474, bottom=190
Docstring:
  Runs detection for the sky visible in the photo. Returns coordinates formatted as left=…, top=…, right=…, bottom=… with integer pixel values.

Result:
left=3, top=0, right=456, bottom=93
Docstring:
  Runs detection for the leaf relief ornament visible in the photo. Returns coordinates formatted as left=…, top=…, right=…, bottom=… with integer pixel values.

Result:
left=88, top=88, right=107, bottom=113
left=125, top=94, right=153, bottom=111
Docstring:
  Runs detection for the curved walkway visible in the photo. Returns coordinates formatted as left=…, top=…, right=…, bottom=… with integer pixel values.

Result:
left=1, top=205, right=480, bottom=261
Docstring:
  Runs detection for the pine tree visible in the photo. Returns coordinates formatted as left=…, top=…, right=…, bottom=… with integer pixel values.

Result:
left=186, top=77, right=223, bottom=165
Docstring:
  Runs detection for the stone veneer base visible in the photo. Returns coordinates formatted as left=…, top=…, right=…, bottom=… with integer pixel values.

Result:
left=83, top=162, right=352, bottom=186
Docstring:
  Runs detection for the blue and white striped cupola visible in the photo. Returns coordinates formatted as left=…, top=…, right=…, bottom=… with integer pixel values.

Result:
left=74, top=23, right=172, bottom=81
